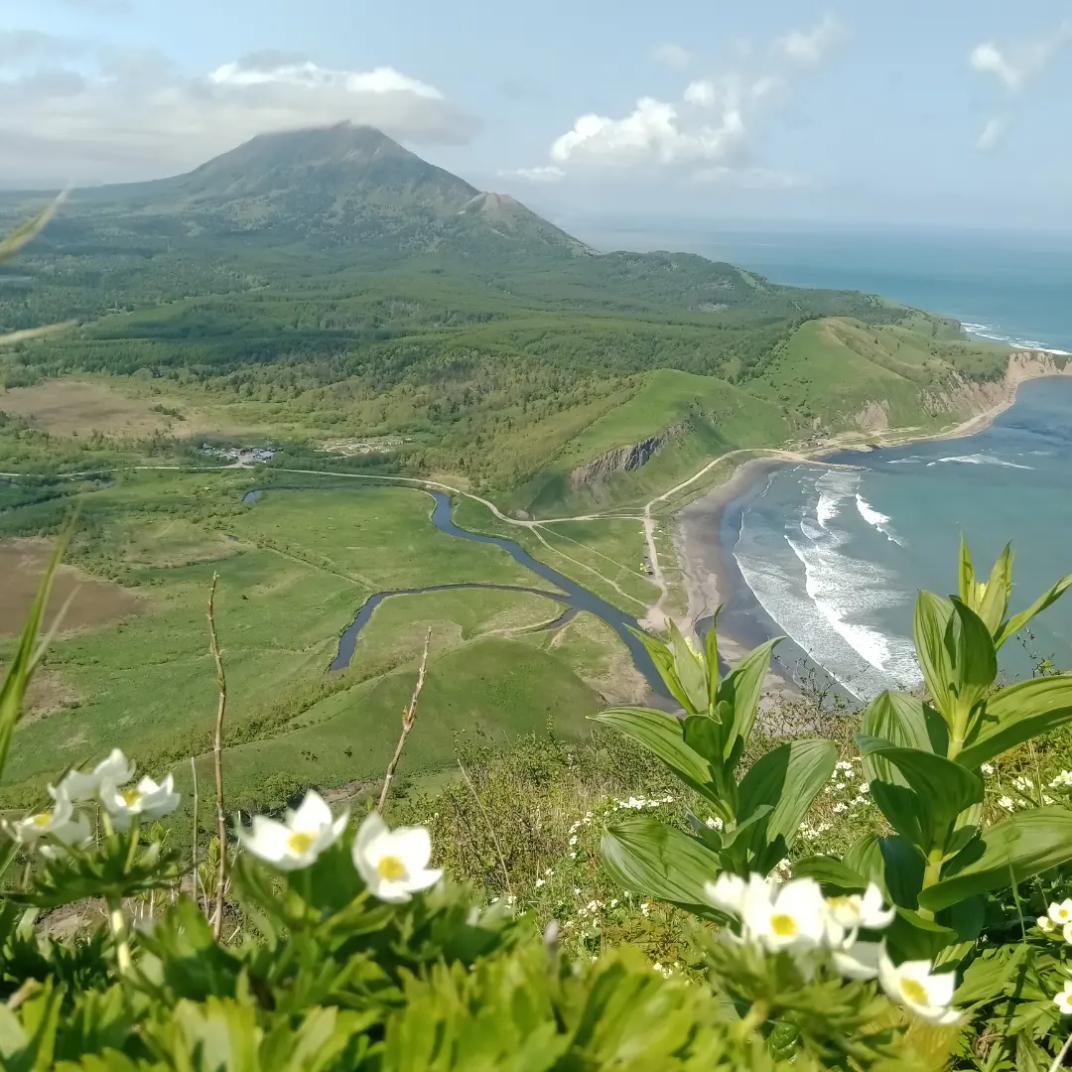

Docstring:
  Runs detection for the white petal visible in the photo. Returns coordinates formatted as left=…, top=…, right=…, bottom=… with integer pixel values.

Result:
left=291, top=790, right=332, bottom=831
left=704, top=873, right=747, bottom=916
left=355, top=811, right=388, bottom=855
left=405, top=866, right=443, bottom=894
left=859, top=884, right=896, bottom=929
left=239, top=816, right=292, bottom=863
left=389, top=826, right=432, bottom=870
left=52, top=812, right=92, bottom=847
left=97, top=749, right=135, bottom=784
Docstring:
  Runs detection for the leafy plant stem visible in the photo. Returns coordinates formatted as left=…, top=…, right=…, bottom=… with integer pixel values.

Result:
left=735, top=999, right=769, bottom=1041
left=1049, top=1029, right=1072, bottom=1072
left=107, top=897, right=132, bottom=975
left=207, top=573, right=228, bottom=940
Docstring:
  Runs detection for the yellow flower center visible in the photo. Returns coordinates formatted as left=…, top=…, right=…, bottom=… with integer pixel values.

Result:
left=770, top=914, right=798, bottom=937
left=377, top=855, right=407, bottom=881
left=121, top=789, right=142, bottom=806
left=32, top=812, right=52, bottom=827
left=900, top=979, right=929, bottom=1004
left=1058, top=909, right=1070, bottom=921
left=287, top=831, right=315, bottom=854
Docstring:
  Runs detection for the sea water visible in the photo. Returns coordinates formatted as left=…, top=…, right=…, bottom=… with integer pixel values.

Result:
left=729, top=377, right=1072, bottom=699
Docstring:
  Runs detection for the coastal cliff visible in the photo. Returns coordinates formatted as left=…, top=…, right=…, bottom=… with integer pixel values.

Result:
left=569, top=424, right=683, bottom=490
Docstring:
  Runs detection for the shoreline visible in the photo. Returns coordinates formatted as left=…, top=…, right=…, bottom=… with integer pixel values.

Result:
left=668, top=366, right=1072, bottom=682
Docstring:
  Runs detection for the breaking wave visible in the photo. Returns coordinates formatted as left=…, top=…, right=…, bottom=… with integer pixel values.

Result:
left=928, top=453, right=1033, bottom=470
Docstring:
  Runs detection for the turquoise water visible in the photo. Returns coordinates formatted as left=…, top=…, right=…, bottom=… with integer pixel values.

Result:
left=727, top=377, right=1072, bottom=699
left=700, top=228, right=1072, bottom=354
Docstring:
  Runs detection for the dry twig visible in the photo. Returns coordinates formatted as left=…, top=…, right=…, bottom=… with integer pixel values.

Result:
left=457, top=758, right=514, bottom=901
left=378, top=629, right=431, bottom=812
left=189, top=755, right=202, bottom=912
left=207, top=574, right=228, bottom=939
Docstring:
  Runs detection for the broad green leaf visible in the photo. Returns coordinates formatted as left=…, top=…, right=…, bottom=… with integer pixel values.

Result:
left=859, top=692, right=947, bottom=786
left=919, top=806, right=1072, bottom=912
left=885, top=907, right=958, bottom=962
left=668, top=620, right=707, bottom=713
left=868, top=781, right=926, bottom=848
left=976, top=544, right=1013, bottom=635
left=790, top=855, right=866, bottom=890
left=878, top=836, right=924, bottom=908
left=600, top=816, right=719, bottom=911
left=857, top=740, right=984, bottom=852
left=845, top=834, right=885, bottom=888
left=716, top=637, right=780, bottom=763
left=590, top=707, right=719, bottom=804
left=628, top=629, right=691, bottom=712
left=995, top=573, right=1072, bottom=649
left=736, top=738, right=836, bottom=856
left=957, top=674, right=1072, bottom=768
left=953, top=944, right=1029, bottom=1005
left=913, top=591, right=955, bottom=718
left=948, top=599, right=998, bottom=716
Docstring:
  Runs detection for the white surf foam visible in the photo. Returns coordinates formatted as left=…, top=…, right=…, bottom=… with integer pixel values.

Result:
left=961, top=322, right=1070, bottom=355
left=855, top=493, right=905, bottom=546
left=928, top=453, right=1033, bottom=470
left=814, top=470, right=858, bottom=529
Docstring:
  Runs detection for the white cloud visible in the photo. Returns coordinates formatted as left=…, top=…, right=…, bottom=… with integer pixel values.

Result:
left=0, top=49, right=478, bottom=186
left=777, top=13, right=849, bottom=67
left=544, top=15, right=847, bottom=181
left=497, top=165, right=565, bottom=183
left=550, top=97, right=746, bottom=168
left=969, top=20, right=1072, bottom=153
left=975, top=115, right=1008, bottom=152
left=653, top=43, right=692, bottom=70
left=969, top=24, right=1072, bottom=92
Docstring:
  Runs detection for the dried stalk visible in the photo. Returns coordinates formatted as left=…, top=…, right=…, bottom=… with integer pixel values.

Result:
left=189, top=755, right=202, bottom=912
left=377, top=629, right=432, bottom=812
left=207, top=574, right=228, bottom=939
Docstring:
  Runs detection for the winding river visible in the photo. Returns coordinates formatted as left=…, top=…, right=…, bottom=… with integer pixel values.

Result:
left=244, top=486, right=668, bottom=698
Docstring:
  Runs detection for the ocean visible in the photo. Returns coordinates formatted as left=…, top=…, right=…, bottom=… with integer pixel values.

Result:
left=696, top=226, right=1072, bottom=698
left=725, top=377, right=1072, bottom=699
left=700, top=227, right=1072, bottom=354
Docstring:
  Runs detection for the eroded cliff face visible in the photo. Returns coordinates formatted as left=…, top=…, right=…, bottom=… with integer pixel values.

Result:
left=922, top=349, right=1072, bottom=419
left=569, top=424, right=682, bottom=490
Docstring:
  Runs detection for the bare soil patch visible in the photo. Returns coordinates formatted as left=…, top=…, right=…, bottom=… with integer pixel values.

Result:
left=0, top=380, right=191, bottom=438
left=0, top=539, right=143, bottom=636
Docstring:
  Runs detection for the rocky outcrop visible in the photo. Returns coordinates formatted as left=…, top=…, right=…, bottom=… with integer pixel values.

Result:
left=569, top=425, right=682, bottom=490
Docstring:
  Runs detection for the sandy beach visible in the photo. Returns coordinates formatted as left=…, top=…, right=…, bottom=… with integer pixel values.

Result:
left=668, top=366, right=1072, bottom=684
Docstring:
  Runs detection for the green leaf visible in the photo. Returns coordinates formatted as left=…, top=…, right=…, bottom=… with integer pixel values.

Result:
left=878, top=836, right=924, bottom=908
left=600, top=816, right=720, bottom=912
left=790, top=855, right=866, bottom=890
left=0, top=534, right=69, bottom=784
left=857, top=740, right=984, bottom=852
left=913, top=591, right=955, bottom=718
left=736, top=738, right=836, bottom=860
left=668, top=620, right=707, bottom=713
left=919, top=806, right=1072, bottom=912
left=859, top=692, right=947, bottom=785
left=995, top=573, right=1072, bottom=649
left=590, top=707, right=719, bottom=804
left=704, top=610, right=722, bottom=711
left=948, top=598, right=998, bottom=714
left=716, top=637, right=780, bottom=764
left=957, top=536, right=975, bottom=605
left=845, top=834, right=885, bottom=888
left=628, top=629, right=692, bottom=712
left=977, top=543, right=1013, bottom=635
left=957, top=675, right=1072, bottom=768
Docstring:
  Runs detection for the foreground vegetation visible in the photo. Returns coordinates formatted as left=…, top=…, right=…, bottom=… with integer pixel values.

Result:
left=0, top=537, right=1070, bottom=1068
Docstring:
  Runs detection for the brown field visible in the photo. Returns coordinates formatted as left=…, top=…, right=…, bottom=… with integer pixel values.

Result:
left=0, top=380, right=200, bottom=439
left=0, top=539, right=143, bottom=636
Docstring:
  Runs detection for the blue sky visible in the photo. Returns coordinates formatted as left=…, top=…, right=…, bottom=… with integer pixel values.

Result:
left=3, top=0, right=1071, bottom=231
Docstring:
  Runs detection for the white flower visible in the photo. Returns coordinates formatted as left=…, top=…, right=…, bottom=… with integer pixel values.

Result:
left=878, top=953, right=962, bottom=1025
left=831, top=940, right=883, bottom=980
left=741, top=877, right=828, bottom=954
left=352, top=811, right=441, bottom=903
left=53, top=749, right=135, bottom=802
left=1038, top=916, right=1056, bottom=933
left=534, top=878, right=546, bottom=889
left=1049, top=900, right=1072, bottom=927
left=835, top=760, right=853, bottom=772
left=1064, top=921, right=1072, bottom=945
left=997, top=796, right=1015, bottom=811
left=704, top=872, right=770, bottom=918
left=826, top=884, right=896, bottom=934
left=1050, top=770, right=1072, bottom=789
left=1055, top=981, right=1072, bottom=1016
left=237, top=790, right=346, bottom=870
left=705, top=816, right=723, bottom=830
left=100, top=774, right=180, bottom=831
left=6, top=788, right=79, bottom=844
left=981, top=763, right=995, bottom=775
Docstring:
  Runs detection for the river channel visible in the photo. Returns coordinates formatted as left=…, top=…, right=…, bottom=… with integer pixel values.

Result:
left=243, top=486, right=668, bottom=699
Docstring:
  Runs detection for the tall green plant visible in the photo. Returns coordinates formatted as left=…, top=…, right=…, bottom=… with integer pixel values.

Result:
left=796, top=541, right=1072, bottom=961
left=590, top=620, right=836, bottom=911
